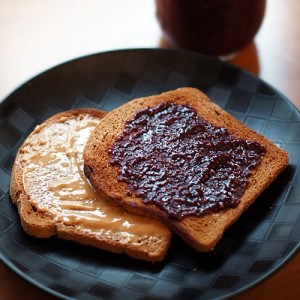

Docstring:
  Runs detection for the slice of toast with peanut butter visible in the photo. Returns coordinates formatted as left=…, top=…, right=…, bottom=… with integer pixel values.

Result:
left=10, top=108, right=171, bottom=262
left=83, top=88, right=289, bottom=252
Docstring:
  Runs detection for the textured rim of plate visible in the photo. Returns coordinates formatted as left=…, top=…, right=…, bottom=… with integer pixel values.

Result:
left=0, top=48, right=299, bottom=300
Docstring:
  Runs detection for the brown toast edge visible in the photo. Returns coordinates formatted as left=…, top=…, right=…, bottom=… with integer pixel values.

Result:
left=10, top=109, right=106, bottom=238
left=83, top=87, right=289, bottom=252
left=10, top=108, right=171, bottom=262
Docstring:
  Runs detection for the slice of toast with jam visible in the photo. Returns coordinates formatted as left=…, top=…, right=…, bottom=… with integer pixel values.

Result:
left=10, top=108, right=171, bottom=262
left=83, top=88, right=288, bottom=252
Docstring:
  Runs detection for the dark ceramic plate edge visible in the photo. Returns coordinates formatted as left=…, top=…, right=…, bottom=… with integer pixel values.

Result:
left=0, top=48, right=299, bottom=300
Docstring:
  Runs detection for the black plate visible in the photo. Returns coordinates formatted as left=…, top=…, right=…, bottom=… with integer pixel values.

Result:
left=0, top=49, right=299, bottom=300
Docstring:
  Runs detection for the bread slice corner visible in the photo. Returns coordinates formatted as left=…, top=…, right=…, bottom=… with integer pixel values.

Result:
left=10, top=108, right=171, bottom=262
left=83, top=87, right=289, bottom=252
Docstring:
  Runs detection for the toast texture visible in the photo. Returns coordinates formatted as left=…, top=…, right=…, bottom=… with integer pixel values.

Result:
left=10, top=108, right=171, bottom=262
left=83, top=87, right=289, bottom=252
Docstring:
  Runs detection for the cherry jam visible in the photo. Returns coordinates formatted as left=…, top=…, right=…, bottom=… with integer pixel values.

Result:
left=109, top=102, right=265, bottom=220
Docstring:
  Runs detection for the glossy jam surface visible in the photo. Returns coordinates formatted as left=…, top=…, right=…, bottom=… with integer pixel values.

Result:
left=110, top=102, right=266, bottom=220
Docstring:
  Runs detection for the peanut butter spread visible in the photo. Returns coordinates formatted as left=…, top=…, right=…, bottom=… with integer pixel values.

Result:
left=20, top=114, right=168, bottom=242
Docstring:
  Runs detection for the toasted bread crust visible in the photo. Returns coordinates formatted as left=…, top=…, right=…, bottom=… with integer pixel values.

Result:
left=10, top=108, right=171, bottom=262
left=84, top=88, right=289, bottom=252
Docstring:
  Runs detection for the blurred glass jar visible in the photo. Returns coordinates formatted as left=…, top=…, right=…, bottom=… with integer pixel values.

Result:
left=156, top=0, right=266, bottom=56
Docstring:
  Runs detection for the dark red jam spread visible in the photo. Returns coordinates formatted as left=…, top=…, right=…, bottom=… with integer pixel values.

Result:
left=109, top=102, right=266, bottom=220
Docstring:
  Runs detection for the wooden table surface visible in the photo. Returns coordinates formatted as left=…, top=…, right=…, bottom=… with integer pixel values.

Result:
left=1, top=0, right=299, bottom=299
